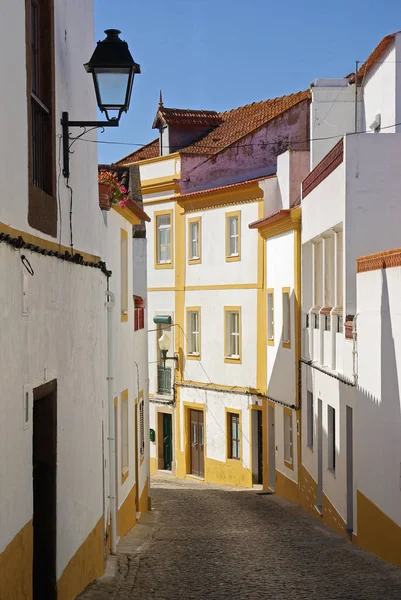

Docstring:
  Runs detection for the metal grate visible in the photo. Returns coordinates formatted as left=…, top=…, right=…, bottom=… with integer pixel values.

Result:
left=157, top=365, right=172, bottom=395
left=31, top=93, right=51, bottom=193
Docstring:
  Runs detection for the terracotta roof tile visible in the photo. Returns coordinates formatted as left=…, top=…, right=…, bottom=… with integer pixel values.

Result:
left=181, top=89, right=311, bottom=155
left=174, top=175, right=274, bottom=201
left=115, top=138, right=159, bottom=165
left=348, top=31, right=401, bottom=84
left=117, top=89, right=310, bottom=165
left=152, top=107, right=223, bottom=128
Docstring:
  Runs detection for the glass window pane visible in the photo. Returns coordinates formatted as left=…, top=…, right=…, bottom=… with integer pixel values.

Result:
left=157, top=215, right=171, bottom=263
left=268, top=293, right=274, bottom=339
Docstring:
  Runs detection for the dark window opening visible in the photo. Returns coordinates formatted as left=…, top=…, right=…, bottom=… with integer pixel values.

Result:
left=134, top=295, right=145, bottom=331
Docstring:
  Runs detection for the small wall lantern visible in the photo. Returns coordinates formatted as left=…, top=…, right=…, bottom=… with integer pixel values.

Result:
left=158, top=331, right=178, bottom=368
left=62, top=29, right=140, bottom=178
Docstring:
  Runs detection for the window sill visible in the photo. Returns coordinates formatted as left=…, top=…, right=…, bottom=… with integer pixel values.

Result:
left=186, top=353, right=201, bottom=361
left=121, top=469, right=129, bottom=484
left=224, top=355, right=241, bottom=364
left=121, top=311, right=128, bottom=323
left=327, top=467, right=336, bottom=478
left=225, top=254, right=241, bottom=263
left=284, top=459, right=294, bottom=470
left=282, top=341, right=291, bottom=349
left=267, top=338, right=275, bottom=347
left=155, top=261, right=173, bottom=270
left=227, top=457, right=241, bottom=462
left=188, top=257, right=201, bottom=265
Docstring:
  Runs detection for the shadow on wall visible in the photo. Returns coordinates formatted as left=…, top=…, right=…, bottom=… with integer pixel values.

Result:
left=354, top=267, right=401, bottom=566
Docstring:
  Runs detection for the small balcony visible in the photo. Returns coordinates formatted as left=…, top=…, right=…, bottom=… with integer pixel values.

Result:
left=157, top=364, right=172, bottom=395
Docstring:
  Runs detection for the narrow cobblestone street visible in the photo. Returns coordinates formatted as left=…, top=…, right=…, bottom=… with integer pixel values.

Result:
left=78, top=475, right=401, bottom=599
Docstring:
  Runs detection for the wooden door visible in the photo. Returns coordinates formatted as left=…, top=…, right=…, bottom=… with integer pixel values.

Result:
left=190, top=409, right=204, bottom=477
left=257, top=410, right=263, bottom=485
left=33, top=381, right=57, bottom=600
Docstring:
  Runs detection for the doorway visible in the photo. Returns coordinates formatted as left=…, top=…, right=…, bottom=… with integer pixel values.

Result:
left=268, top=404, right=275, bottom=491
left=252, top=409, right=263, bottom=485
left=346, top=405, right=354, bottom=534
left=317, top=398, right=323, bottom=511
left=190, top=409, right=204, bottom=477
left=163, top=413, right=173, bottom=470
left=33, top=380, right=57, bottom=600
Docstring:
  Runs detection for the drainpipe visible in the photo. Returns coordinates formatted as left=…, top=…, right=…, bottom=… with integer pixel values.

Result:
left=106, top=289, right=117, bottom=554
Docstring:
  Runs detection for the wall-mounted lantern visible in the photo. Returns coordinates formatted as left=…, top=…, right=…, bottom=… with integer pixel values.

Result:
left=158, top=331, right=178, bottom=368
left=62, top=29, right=140, bottom=178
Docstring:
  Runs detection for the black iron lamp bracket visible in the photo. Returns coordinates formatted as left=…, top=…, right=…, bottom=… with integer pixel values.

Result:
left=61, top=111, right=119, bottom=179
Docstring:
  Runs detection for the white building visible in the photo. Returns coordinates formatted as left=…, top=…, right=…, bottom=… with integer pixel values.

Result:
left=0, top=2, right=148, bottom=599
left=300, top=31, right=401, bottom=558
left=115, top=90, right=310, bottom=487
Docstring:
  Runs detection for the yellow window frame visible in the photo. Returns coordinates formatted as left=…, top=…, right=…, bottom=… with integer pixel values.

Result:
left=267, top=289, right=274, bottom=346
left=282, top=286, right=291, bottom=349
left=284, top=407, right=294, bottom=470
left=225, top=210, right=241, bottom=262
left=154, top=209, right=174, bottom=270
left=224, top=306, right=242, bottom=364
left=188, top=216, right=201, bottom=264
left=186, top=306, right=201, bottom=360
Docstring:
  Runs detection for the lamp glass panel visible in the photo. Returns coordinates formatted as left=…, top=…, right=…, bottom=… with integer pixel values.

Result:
left=95, top=67, right=130, bottom=107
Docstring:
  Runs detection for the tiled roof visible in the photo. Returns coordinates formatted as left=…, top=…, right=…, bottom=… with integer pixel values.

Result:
left=302, top=139, right=344, bottom=198
left=115, top=139, right=159, bottom=166
left=181, top=90, right=311, bottom=155
left=249, top=209, right=289, bottom=229
left=152, top=107, right=223, bottom=128
left=116, top=89, right=310, bottom=165
left=174, top=175, right=274, bottom=201
left=348, top=31, right=401, bottom=84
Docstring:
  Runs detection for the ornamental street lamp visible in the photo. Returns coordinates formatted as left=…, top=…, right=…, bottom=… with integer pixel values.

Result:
left=62, top=29, right=140, bottom=178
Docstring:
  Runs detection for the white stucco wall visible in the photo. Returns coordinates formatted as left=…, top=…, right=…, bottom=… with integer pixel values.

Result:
left=266, top=230, right=295, bottom=405
left=0, top=244, right=107, bottom=577
left=139, top=155, right=180, bottom=182
left=362, top=43, right=398, bottom=134
left=356, top=266, right=401, bottom=529
left=0, top=0, right=104, bottom=256
left=184, top=202, right=259, bottom=287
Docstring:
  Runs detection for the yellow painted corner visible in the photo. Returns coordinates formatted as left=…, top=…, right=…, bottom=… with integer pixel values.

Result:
left=0, top=520, right=32, bottom=600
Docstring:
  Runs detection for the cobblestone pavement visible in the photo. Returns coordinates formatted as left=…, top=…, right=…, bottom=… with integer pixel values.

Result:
left=77, top=475, right=401, bottom=599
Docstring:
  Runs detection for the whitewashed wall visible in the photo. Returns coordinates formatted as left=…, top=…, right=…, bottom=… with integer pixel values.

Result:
left=184, top=202, right=260, bottom=287
left=356, top=265, right=401, bottom=531
left=0, top=244, right=107, bottom=578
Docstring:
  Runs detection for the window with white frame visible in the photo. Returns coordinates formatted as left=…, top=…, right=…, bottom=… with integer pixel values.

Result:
left=121, top=391, right=129, bottom=480
left=284, top=409, right=293, bottom=466
left=226, top=212, right=240, bottom=259
left=267, top=290, right=274, bottom=342
left=187, top=309, right=200, bottom=356
left=282, top=288, right=291, bottom=346
left=328, top=405, right=336, bottom=472
left=225, top=309, right=240, bottom=359
left=156, top=213, right=171, bottom=264
left=307, top=391, right=314, bottom=448
left=188, top=218, right=200, bottom=261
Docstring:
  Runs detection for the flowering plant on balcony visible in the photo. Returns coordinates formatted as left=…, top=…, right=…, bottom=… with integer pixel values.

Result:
left=98, top=169, right=129, bottom=208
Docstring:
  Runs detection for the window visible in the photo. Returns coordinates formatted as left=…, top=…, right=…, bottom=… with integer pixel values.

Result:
left=284, top=408, right=293, bottom=468
left=187, top=308, right=200, bottom=358
left=328, top=405, right=336, bottom=472
left=27, top=0, right=56, bottom=236
left=225, top=211, right=241, bottom=262
left=282, top=288, right=291, bottom=348
left=121, top=229, right=128, bottom=322
left=227, top=412, right=240, bottom=459
left=139, top=395, right=145, bottom=458
left=134, top=296, right=145, bottom=331
left=267, top=290, right=274, bottom=345
left=225, top=307, right=241, bottom=362
left=121, top=390, right=129, bottom=482
left=155, top=211, right=173, bottom=267
left=307, top=391, right=314, bottom=448
left=188, top=217, right=201, bottom=263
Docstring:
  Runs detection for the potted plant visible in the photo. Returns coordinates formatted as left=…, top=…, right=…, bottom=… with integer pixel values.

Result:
left=98, top=169, right=130, bottom=208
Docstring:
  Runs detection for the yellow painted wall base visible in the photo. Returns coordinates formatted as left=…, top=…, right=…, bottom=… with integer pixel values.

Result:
left=139, top=478, right=149, bottom=515
left=118, top=484, right=137, bottom=538
left=0, top=520, right=33, bottom=600
left=150, top=456, right=157, bottom=475
left=275, top=470, right=299, bottom=504
left=57, top=516, right=104, bottom=600
left=204, top=457, right=252, bottom=488
left=322, top=493, right=347, bottom=537
left=357, top=490, right=401, bottom=569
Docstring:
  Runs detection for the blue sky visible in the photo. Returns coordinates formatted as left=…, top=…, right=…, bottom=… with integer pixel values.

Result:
left=95, top=0, right=401, bottom=164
